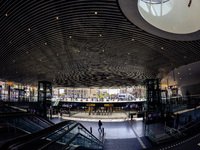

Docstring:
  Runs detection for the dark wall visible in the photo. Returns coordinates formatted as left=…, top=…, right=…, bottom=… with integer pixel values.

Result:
left=181, top=83, right=200, bottom=96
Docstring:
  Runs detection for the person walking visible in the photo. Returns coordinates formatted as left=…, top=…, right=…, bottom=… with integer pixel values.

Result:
left=98, top=120, right=103, bottom=132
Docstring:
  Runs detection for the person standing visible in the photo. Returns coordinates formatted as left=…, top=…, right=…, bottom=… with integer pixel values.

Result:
left=186, top=90, right=190, bottom=104
left=98, top=120, right=103, bottom=132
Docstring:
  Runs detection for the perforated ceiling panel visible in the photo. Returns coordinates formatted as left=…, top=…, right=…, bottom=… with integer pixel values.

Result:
left=0, top=0, right=200, bottom=87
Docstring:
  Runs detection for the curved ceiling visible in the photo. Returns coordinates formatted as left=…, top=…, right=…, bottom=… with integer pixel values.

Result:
left=0, top=0, right=200, bottom=88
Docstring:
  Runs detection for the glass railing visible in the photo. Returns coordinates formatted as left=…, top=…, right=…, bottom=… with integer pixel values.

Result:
left=39, top=122, right=103, bottom=150
left=9, top=117, right=42, bottom=133
left=0, top=120, right=103, bottom=150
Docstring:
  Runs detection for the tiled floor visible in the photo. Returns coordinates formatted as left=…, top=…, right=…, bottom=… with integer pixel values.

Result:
left=50, top=116, right=152, bottom=149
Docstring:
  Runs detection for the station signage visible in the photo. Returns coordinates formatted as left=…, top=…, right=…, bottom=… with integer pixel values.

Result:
left=86, top=104, right=95, bottom=106
left=104, top=104, right=113, bottom=107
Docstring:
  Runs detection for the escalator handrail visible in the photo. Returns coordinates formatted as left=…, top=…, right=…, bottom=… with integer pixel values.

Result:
left=0, top=112, right=54, bottom=127
left=30, top=115, right=54, bottom=128
left=44, top=121, right=75, bottom=139
left=0, top=112, right=32, bottom=118
left=61, top=133, right=103, bottom=150
left=0, top=120, right=75, bottom=150
left=78, top=123, right=103, bottom=143
left=78, top=133, right=103, bottom=147
left=35, top=115, right=55, bottom=126
left=38, top=122, right=103, bottom=150
left=38, top=122, right=80, bottom=150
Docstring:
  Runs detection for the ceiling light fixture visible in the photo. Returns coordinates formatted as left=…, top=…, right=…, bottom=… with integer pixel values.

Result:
left=56, top=17, right=59, bottom=20
left=95, top=12, right=98, bottom=15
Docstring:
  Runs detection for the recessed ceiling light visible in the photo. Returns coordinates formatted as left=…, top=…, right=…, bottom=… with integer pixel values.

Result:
left=95, top=12, right=98, bottom=15
left=161, top=47, right=164, bottom=50
left=132, top=38, right=134, bottom=41
left=56, top=17, right=59, bottom=20
left=28, top=28, right=31, bottom=31
left=69, top=36, right=72, bottom=38
left=5, top=14, right=8, bottom=16
left=99, top=34, right=102, bottom=37
left=44, top=43, right=47, bottom=45
left=178, top=72, right=180, bottom=74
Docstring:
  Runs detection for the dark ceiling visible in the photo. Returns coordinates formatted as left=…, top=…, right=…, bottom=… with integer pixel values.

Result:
left=0, top=0, right=200, bottom=88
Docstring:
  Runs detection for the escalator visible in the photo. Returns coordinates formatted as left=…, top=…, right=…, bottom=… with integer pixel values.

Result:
left=0, top=112, right=54, bottom=133
left=1, top=121, right=103, bottom=150
left=0, top=112, right=55, bottom=146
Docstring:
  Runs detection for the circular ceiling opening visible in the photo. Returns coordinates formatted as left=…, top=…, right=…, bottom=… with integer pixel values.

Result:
left=138, top=0, right=200, bottom=34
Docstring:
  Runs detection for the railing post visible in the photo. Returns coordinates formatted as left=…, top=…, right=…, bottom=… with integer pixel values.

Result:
left=102, top=128, right=104, bottom=136
left=90, top=127, right=92, bottom=133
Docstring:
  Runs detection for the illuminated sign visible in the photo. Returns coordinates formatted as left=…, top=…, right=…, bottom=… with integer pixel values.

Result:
left=86, top=104, right=95, bottom=106
left=104, top=104, right=113, bottom=107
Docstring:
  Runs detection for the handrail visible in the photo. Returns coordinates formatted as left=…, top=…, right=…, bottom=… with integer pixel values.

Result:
left=38, top=123, right=79, bottom=150
left=78, top=123, right=103, bottom=143
left=61, top=133, right=103, bottom=150
left=0, top=112, right=31, bottom=118
left=61, top=133, right=80, bottom=150
left=78, top=133, right=103, bottom=147
left=0, top=120, right=74, bottom=150
left=39, top=122, right=103, bottom=150
left=44, top=122, right=74, bottom=139
left=36, top=115, right=54, bottom=126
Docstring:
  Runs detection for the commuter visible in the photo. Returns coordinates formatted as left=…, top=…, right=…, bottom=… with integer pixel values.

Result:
left=60, top=108, right=63, bottom=118
left=98, top=120, right=103, bottom=132
left=186, top=90, right=190, bottom=104
left=130, top=114, right=133, bottom=121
